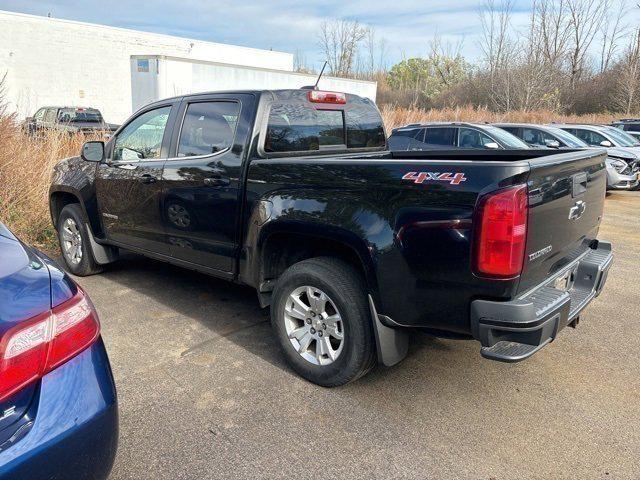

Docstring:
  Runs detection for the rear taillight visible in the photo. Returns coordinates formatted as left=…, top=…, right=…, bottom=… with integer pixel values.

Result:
left=474, top=184, right=528, bottom=278
left=307, top=90, right=347, bottom=104
left=0, top=289, right=99, bottom=402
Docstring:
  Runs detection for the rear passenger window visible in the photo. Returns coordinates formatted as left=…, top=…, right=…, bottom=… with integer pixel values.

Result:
left=177, top=102, right=239, bottom=157
left=424, top=128, right=456, bottom=147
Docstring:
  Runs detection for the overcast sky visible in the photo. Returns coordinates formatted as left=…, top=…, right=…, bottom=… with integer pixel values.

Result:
left=1, top=0, right=637, bottom=69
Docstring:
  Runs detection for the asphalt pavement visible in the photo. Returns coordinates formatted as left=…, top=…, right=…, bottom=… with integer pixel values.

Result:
left=72, top=190, right=639, bottom=480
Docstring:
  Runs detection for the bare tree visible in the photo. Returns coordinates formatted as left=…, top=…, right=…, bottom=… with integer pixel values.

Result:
left=318, top=20, right=369, bottom=77
left=615, top=28, right=640, bottom=113
left=479, top=0, right=518, bottom=110
left=598, top=0, right=628, bottom=73
left=479, top=0, right=514, bottom=78
left=293, top=49, right=314, bottom=74
left=362, top=28, right=388, bottom=78
left=530, top=0, right=571, bottom=69
left=566, top=0, right=608, bottom=88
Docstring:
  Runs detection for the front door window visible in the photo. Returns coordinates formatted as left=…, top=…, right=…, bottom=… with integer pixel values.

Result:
left=113, top=107, right=171, bottom=161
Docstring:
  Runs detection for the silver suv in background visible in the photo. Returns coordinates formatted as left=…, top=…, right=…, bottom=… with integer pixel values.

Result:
left=612, top=119, right=640, bottom=141
left=553, top=124, right=640, bottom=190
left=495, top=123, right=639, bottom=190
left=387, top=122, right=530, bottom=151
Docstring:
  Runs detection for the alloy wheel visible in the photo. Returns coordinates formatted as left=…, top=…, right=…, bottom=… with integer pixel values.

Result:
left=284, top=286, right=344, bottom=365
left=61, top=217, right=83, bottom=265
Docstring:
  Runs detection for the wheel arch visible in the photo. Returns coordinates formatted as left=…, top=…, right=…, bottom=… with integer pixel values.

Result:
left=49, top=188, right=86, bottom=229
left=254, top=223, right=379, bottom=307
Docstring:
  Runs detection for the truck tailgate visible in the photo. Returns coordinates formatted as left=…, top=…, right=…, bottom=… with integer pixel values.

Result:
left=518, top=149, right=607, bottom=293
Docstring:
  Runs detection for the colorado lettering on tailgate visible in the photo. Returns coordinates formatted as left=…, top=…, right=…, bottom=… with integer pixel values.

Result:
left=402, top=172, right=468, bottom=185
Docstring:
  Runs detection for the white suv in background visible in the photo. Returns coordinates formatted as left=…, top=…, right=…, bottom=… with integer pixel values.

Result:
left=553, top=124, right=640, bottom=190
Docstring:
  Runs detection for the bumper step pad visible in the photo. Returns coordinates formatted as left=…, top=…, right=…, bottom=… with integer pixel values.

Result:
left=481, top=340, right=549, bottom=362
left=471, top=241, right=613, bottom=363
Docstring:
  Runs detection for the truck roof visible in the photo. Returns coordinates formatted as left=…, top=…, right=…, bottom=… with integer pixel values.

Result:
left=143, top=88, right=371, bottom=108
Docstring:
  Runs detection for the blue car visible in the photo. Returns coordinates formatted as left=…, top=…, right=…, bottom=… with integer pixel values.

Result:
left=0, top=223, right=117, bottom=480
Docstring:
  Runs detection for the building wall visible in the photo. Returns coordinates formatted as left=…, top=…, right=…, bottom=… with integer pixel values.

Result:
left=130, top=56, right=378, bottom=113
left=0, top=10, right=293, bottom=122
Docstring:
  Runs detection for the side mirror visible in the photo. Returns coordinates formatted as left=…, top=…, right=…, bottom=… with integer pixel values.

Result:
left=81, top=141, right=105, bottom=162
left=600, top=140, right=613, bottom=147
left=484, top=142, right=500, bottom=150
left=544, top=139, right=561, bottom=149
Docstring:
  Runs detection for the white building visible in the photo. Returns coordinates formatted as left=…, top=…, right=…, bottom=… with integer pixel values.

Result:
left=0, top=10, right=377, bottom=123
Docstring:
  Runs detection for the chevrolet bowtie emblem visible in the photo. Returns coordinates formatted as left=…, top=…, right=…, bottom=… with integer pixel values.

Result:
left=568, top=200, right=586, bottom=220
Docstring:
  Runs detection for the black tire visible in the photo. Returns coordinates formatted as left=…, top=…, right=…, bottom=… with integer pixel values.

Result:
left=57, top=204, right=103, bottom=276
left=271, top=257, right=377, bottom=387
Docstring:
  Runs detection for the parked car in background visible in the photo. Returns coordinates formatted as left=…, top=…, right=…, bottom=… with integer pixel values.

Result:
left=495, top=123, right=639, bottom=190
left=555, top=123, right=640, bottom=150
left=49, top=88, right=612, bottom=386
left=493, top=123, right=587, bottom=149
left=554, top=124, right=640, bottom=190
left=0, top=222, right=118, bottom=480
left=24, top=107, right=118, bottom=136
left=387, top=122, right=530, bottom=150
left=612, top=119, right=640, bottom=141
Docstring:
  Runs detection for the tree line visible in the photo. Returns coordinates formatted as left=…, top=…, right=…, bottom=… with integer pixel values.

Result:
left=300, top=0, right=640, bottom=115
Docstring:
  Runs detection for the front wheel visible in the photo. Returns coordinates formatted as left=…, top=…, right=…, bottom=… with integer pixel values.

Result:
left=57, top=204, right=103, bottom=276
left=271, top=257, right=376, bottom=387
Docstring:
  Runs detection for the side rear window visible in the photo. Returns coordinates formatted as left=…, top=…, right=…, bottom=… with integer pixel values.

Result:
left=264, top=98, right=385, bottom=153
left=424, top=127, right=456, bottom=147
left=177, top=101, right=239, bottom=157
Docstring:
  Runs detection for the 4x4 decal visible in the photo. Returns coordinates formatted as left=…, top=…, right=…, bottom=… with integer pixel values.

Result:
left=402, top=172, right=467, bottom=185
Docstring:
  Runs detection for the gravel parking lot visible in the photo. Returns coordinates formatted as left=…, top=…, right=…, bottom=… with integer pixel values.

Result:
left=72, top=190, right=639, bottom=480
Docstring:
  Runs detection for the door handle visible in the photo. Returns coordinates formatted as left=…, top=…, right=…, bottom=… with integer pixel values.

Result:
left=203, top=176, right=230, bottom=187
left=138, top=174, right=157, bottom=184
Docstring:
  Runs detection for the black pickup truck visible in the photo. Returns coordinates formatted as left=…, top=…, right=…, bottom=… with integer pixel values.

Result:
left=49, top=89, right=613, bottom=386
left=24, top=106, right=118, bottom=135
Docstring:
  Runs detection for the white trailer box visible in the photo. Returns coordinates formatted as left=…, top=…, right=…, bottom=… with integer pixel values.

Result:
left=130, top=55, right=377, bottom=113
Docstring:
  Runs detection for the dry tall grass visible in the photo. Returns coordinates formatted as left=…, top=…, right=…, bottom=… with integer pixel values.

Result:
left=0, top=117, right=88, bottom=251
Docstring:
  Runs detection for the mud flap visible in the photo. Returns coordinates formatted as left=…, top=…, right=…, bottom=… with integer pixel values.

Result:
left=85, top=223, right=119, bottom=265
left=368, top=295, right=409, bottom=367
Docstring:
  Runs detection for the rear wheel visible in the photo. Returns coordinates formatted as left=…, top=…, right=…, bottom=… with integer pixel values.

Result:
left=271, top=257, right=376, bottom=387
left=57, top=204, right=103, bottom=276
